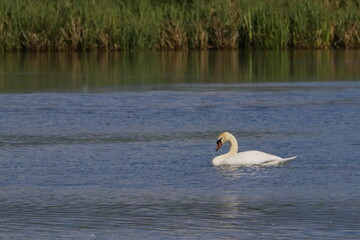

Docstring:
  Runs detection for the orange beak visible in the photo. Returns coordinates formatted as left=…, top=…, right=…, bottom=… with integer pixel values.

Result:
left=216, top=139, right=222, bottom=151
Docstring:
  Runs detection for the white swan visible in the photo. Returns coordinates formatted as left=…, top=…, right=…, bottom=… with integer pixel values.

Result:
left=212, top=132, right=297, bottom=166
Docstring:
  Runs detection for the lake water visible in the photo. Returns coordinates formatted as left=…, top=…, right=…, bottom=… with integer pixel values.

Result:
left=0, top=51, right=359, bottom=239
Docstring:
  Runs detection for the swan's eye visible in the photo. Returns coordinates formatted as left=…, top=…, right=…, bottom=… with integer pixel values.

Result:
left=216, top=138, right=222, bottom=144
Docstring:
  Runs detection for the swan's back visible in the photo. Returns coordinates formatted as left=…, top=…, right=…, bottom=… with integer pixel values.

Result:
left=223, top=150, right=290, bottom=166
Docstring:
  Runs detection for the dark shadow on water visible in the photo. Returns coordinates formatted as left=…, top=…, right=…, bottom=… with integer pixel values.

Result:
left=0, top=50, right=359, bottom=93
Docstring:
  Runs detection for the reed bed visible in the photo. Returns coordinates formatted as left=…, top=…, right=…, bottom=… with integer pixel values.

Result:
left=0, top=0, right=359, bottom=51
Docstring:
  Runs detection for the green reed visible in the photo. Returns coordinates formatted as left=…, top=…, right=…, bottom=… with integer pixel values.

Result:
left=0, top=0, right=359, bottom=51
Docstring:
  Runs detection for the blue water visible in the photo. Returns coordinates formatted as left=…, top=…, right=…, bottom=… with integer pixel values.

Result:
left=1, top=52, right=360, bottom=239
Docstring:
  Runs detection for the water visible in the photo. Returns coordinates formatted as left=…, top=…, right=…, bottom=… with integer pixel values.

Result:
left=0, top=51, right=360, bottom=239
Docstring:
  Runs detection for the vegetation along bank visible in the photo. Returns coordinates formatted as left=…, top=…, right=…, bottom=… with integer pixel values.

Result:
left=0, top=0, right=359, bottom=51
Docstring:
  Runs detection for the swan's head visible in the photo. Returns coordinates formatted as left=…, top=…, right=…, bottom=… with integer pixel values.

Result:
left=216, top=132, right=232, bottom=151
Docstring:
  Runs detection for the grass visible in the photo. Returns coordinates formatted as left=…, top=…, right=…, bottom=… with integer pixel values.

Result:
left=0, top=0, right=359, bottom=51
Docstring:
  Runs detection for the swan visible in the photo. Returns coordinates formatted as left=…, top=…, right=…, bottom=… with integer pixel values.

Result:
left=212, top=132, right=297, bottom=166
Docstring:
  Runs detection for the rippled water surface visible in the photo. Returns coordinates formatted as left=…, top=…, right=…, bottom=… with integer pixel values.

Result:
left=0, top=51, right=360, bottom=239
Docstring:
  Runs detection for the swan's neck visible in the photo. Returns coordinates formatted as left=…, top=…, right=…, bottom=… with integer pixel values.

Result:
left=212, top=134, right=238, bottom=166
left=227, top=134, right=238, bottom=156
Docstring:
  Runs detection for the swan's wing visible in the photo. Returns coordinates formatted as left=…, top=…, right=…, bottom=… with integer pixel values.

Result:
left=224, top=150, right=282, bottom=166
left=261, top=159, right=279, bottom=165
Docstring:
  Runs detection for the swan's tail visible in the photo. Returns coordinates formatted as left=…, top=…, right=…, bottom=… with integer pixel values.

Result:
left=281, top=156, right=297, bottom=163
left=262, top=156, right=297, bottom=166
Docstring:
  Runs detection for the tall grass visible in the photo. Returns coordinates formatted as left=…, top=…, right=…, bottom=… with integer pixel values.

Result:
left=0, top=0, right=359, bottom=51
